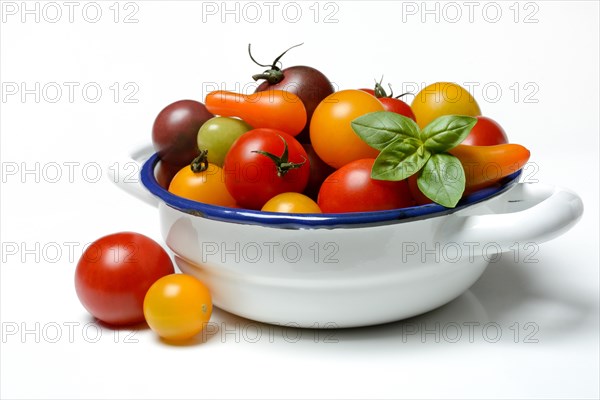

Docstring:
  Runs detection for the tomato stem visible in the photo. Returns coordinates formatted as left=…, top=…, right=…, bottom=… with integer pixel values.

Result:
left=249, top=43, right=304, bottom=85
left=251, top=135, right=306, bottom=177
left=190, top=150, right=209, bottom=173
left=372, top=78, right=411, bottom=99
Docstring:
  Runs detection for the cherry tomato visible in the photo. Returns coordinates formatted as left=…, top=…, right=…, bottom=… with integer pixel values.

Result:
left=205, top=90, right=306, bottom=136
left=310, top=90, right=383, bottom=169
left=255, top=66, right=334, bottom=143
left=360, top=82, right=416, bottom=121
left=155, top=160, right=181, bottom=189
left=168, top=160, right=236, bottom=207
left=448, top=143, right=530, bottom=188
left=251, top=43, right=335, bottom=143
left=302, top=143, right=335, bottom=201
left=411, top=82, right=481, bottom=128
left=152, top=100, right=214, bottom=168
left=462, top=116, right=509, bottom=146
left=143, top=274, right=212, bottom=341
left=75, top=232, right=175, bottom=326
left=407, top=174, right=433, bottom=206
left=197, top=117, right=253, bottom=167
left=262, top=192, right=322, bottom=213
left=223, top=129, right=310, bottom=210
left=318, top=159, right=415, bottom=213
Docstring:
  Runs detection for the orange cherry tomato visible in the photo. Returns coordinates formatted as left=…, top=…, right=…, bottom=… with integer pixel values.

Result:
left=448, top=143, right=530, bottom=188
left=205, top=90, right=307, bottom=136
left=168, top=162, right=236, bottom=207
left=261, top=192, right=322, bottom=214
left=143, top=274, right=212, bottom=341
left=310, top=89, right=384, bottom=169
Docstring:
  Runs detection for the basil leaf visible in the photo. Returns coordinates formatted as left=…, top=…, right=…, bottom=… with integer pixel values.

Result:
left=352, top=111, right=421, bottom=151
left=371, top=138, right=430, bottom=181
left=421, top=115, right=477, bottom=153
left=417, top=153, right=465, bottom=208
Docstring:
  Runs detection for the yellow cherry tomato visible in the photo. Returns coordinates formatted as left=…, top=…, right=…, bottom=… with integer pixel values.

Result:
left=261, top=192, right=322, bottom=214
left=143, top=274, right=212, bottom=341
left=310, top=89, right=383, bottom=169
left=168, top=161, right=236, bottom=207
left=411, top=82, right=481, bottom=129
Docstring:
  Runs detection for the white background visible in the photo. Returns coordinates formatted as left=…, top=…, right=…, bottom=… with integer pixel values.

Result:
left=1, top=1, right=599, bottom=399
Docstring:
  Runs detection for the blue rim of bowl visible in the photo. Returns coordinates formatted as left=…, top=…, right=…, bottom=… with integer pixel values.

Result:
left=141, top=152, right=522, bottom=229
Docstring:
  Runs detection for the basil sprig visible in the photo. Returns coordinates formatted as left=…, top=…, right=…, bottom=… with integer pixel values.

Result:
left=351, top=112, right=476, bottom=208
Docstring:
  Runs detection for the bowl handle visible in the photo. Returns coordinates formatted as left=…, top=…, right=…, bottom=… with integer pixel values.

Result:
left=439, top=183, right=583, bottom=251
left=106, top=144, right=159, bottom=208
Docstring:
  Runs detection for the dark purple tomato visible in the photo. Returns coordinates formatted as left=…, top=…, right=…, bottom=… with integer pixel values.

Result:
left=256, top=66, right=334, bottom=143
left=302, top=143, right=335, bottom=201
left=152, top=100, right=214, bottom=168
left=155, top=160, right=180, bottom=189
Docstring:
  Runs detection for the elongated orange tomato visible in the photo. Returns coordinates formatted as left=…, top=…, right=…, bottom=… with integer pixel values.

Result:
left=205, top=90, right=307, bottom=136
left=448, top=143, right=530, bottom=188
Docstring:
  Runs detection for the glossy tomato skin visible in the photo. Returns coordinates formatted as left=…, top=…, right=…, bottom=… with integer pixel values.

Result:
left=310, top=90, right=383, bottom=169
left=152, top=100, right=214, bottom=168
left=408, top=174, right=434, bottom=205
left=155, top=160, right=181, bottom=189
left=411, top=82, right=481, bottom=129
left=262, top=192, right=322, bottom=213
left=302, top=143, right=335, bottom=201
left=168, top=163, right=237, bottom=207
left=318, top=159, right=415, bottom=213
left=205, top=90, right=306, bottom=137
left=75, top=232, right=175, bottom=326
left=379, top=98, right=416, bottom=121
left=223, top=129, right=310, bottom=210
left=256, top=66, right=335, bottom=143
left=197, top=117, right=253, bottom=167
left=462, top=116, right=509, bottom=146
left=144, top=274, right=212, bottom=341
left=359, top=89, right=416, bottom=121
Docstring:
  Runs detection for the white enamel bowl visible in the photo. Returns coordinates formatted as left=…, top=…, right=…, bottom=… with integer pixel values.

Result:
left=111, top=146, right=583, bottom=328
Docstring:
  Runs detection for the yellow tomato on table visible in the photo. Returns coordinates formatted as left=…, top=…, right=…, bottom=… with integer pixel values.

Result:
left=143, top=274, right=212, bottom=341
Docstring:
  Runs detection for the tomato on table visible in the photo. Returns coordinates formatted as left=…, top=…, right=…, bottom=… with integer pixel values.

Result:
left=310, top=89, right=383, bottom=169
left=318, top=159, right=415, bottom=213
left=144, top=274, right=212, bottom=341
left=75, top=232, right=175, bottom=326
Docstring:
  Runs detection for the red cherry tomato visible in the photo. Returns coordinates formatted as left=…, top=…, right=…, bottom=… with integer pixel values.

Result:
left=318, top=159, right=415, bottom=213
left=223, top=129, right=310, bottom=210
left=408, top=174, right=434, bottom=206
left=75, top=232, right=175, bottom=326
left=360, top=83, right=416, bottom=121
left=462, top=116, right=509, bottom=146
